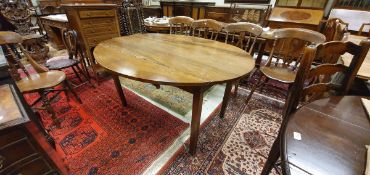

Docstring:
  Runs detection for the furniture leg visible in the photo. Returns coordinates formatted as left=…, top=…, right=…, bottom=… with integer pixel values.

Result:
left=245, top=74, right=264, bottom=104
left=39, top=90, right=60, bottom=127
left=233, top=79, right=240, bottom=97
left=220, top=82, right=233, bottom=118
left=189, top=87, right=204, bottom=155
left=261, top=133, right=281, bottom=175
left=113, top=75, right=127, bottom=107
left=64, top=80, right=82, bottom=103
left=71, top=65, right=83, bottom=83
left=76, top=64, right=94, bottom=87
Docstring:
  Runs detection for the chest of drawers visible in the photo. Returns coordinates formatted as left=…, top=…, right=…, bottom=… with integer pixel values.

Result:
left=63, top=4, right=121, bottom=66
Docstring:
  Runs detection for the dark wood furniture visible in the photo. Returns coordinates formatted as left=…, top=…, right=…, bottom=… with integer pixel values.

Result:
left=62, top=4, right=121, bottom=84
left=321, top=18, right=348, bottom=41
left=0, top=31, right=81, bottom=125
left=143, top=6, right=161, bottom=18
left=275, top=0, right=328, bottom=8
left=342, top=35, right=370, bottom=80
left=0, top=57, right=68, bottom=175
left=267, top=7, right=324, bottom=31
left=40, top=14, right=69, bottom=50
left=333, top=0, right=370, bottom=10
left=261, top=40, right=370, bottom=175
left=283, top=96, right=370, bottom=175
left=93, top=33, right=255, bottom=155
left=45, top=29, right=91, bottom=88
left=160, top=0, right=215, bottom=20
left=205, top=6, right=270, bottom=24
left=39, top=0, right=65, bottom=15
left=246, top=28, right=326, bottom=103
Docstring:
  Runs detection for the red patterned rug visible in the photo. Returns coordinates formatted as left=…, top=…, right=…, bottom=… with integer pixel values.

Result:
left=25, top=79, right=189, bottom=175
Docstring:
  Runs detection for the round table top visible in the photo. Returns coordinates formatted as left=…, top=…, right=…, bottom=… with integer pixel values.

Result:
left=93, top=33, right=255, bottom=86
left=283, top=96, right=370, bottom=175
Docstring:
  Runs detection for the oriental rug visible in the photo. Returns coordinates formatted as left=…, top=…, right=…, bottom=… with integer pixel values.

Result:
left=163, top=88, right=284, bottom=175
left=25, top=80, right=190, bottom=175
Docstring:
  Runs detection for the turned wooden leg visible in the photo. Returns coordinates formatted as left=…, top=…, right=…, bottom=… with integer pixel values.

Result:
left=64, top=80, right=82, bottom=103
left=189, top=87, right=204, bottom=155
left=71, top=66, right=83, bottom=83
left=220, top=82, right=233, bottom=119
left=246, top=74, right=265, bottom=104
left=39, top=91, right=60, bottom=127
left=113, top=75, right=127, bottom=107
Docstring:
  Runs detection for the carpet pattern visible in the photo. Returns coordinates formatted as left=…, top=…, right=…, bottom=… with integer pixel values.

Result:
left=164, top=89, right=283, bottom=175
left=25, top=79, right=189, bottom=175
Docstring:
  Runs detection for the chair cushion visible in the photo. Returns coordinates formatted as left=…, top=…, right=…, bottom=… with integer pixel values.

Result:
left=260, top=66, right=296, bottom=83
left=16, top=70, right=66, bottom=93
left=46, top=58, right=79, bottom=70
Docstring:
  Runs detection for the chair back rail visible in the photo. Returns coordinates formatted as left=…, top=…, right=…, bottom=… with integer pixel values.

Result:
left=169, top=16, right=194, bottom=35
left=191, top=19, right=223, bottom=40
left=265, top=28, right=326, bottom=69
left=322, top=18, right=349, bottom=42
left=224, top=22, right=263, bottom=54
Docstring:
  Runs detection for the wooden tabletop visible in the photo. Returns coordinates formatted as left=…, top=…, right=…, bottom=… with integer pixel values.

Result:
left=342, top=34, right=370, bottom=80
left=283, top=96, right=370, bottom=175
left=93, top=33, right=255, bottom=86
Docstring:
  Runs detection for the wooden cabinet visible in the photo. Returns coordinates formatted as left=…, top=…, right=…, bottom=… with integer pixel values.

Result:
left=160, top=1, right=215, bottom=20
left=62, top=4, right=121, bottom=65
left=205, top=6, right=269, bottom=24
left=267, top=7, right=324, bottom=31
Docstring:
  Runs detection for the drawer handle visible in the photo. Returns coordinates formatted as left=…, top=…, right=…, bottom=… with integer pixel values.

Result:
left=0, top=155, right=5, bottom=169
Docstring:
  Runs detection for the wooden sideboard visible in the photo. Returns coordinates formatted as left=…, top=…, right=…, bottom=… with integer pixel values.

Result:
left=267, top=7, right=324, bottom=31
left=160, top=0, right=215, bottom=20
left=206, top=6, right=270, bottom=24
left=62, top=4, right=121, bottom=65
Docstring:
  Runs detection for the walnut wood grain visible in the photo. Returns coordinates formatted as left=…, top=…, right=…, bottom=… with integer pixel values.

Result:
left=94, top=33, right=255, bottom=86
left=93, top=33, right=255, bottom=154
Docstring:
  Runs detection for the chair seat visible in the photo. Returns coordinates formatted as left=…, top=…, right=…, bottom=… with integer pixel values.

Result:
left=46, top=58, right=79, bottom=70
left=16, top=70, right=66, bottom=93
left=260, top=66, right=296, bottom=84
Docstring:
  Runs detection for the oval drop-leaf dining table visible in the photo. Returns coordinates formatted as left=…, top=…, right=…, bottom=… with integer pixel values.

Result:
left=93, top=33, right=255, bottom=154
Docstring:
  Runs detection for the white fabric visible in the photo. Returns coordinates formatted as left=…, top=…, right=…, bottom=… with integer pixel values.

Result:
left=329, top=9, right=370, bottom=31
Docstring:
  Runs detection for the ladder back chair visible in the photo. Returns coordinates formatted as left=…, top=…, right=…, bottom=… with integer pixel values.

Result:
left=169, top=16, right=194, bottom=35
left=358, top=23, right=370, bottom=37
left=322, top=18, right=348, bottom=42
left=0, top=31, right=82, bottom=126
left=246, top=28, right=326, bottom=104
left=224, top=22, right=263, bottom=54
left=261, top=39, right=370, bottom=175
left=45, top=29, right=91, bottom=88
left=191, top=19, right=223, bottom=40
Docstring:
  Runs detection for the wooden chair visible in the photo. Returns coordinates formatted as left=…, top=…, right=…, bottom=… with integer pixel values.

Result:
left=0, top=31, right=82, bottom=126
left=245, top=28, right=326, bottom=104
left=261, top=39, right=370, bottom=175
left=224, top=22, right=263, bottom=54
left=321, top=18, right=348, bottom=42
left=358, top=23, right=370, bottom=37
left=45, top=29, right=91, bottom=88
left=169, top=16, right=194, bottom=35
left=191, top=19, right=223, bottom=40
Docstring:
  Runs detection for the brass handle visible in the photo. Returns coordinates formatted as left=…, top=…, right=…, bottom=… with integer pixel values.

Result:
left=0, top=155, right=5, bottom=169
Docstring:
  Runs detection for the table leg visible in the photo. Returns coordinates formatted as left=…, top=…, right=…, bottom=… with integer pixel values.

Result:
left=113, top=75, right=127, bottom=107
left=189, top=87, right=204, bottom=155
left=219, top=82, right=233, bottom=119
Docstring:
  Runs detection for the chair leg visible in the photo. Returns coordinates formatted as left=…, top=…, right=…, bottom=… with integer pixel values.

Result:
left=261, top=133, right=281, bottom=175
left=64, top=80, right=82, bottom=103
left=38, top=91, right=60, bottom=127
left=71, top=65, right=83, bottom=83
left=245, top=74, right=265, bottom=104
left=76, top=65, right=95, bottom=88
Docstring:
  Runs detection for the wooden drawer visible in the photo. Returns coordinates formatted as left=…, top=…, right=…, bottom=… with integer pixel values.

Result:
left=81, top=18, right=116, bottom=29
left=86, top=34, right=118, bottom=47
left=12, top=157, right=56, bottom=175
left=268, top=21, right=318, bottom=31
left=82, top=25, right=117, bottom=37
left=207, top=12, right=229, bottom=22
left=79, top=10, right=116, bottom=19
